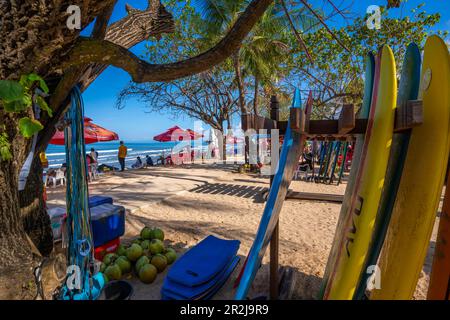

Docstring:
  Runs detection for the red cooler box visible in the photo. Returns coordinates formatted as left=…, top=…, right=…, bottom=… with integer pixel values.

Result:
left=90, top=204, right=125, bottom=248
left=94, top=238, right=120, bottom=260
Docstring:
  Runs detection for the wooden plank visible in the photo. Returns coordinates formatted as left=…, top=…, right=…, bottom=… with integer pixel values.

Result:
left=338, top=104, right=355, bottom=134
left=270, top=222, right=279, bottom=299
left=286, top=190, right=344, bottom=203
left=254, top=114, right=277, bottom=131
left=247, top=100, right=422, bottom=137
left=269, top=94, right=281, bottom=301
left=394, top=99, right=423, bottom=132
left=307, top=119, right=367, bottom=136
left=290, top=108, right=305, bottom=132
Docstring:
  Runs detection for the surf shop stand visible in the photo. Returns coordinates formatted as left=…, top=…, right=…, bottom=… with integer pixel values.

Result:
left=237, top=87, right=423, bottom=300
left=55, top=86, right=105, bottom=300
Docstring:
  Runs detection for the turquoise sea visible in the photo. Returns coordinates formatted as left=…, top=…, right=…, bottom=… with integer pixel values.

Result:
left=45, top=141, right=207, bottom=169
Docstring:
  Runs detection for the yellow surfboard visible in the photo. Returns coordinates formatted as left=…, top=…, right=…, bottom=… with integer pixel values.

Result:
left=371, top=35, right=450, bottom=300
left=326, top=45, right=397, bottom=299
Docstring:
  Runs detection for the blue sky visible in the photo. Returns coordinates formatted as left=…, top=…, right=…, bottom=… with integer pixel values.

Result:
left=81, top=0, right=450, bottom=141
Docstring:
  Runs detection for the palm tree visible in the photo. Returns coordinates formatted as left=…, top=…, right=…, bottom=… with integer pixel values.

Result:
left=196, top=0, right=249, bottom=115
left=196, top=0, right=315, bottom=116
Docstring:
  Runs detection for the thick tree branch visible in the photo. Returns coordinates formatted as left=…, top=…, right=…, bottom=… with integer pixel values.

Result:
left=37, top=1, right=175, bottom=154
left=298, top=0, right=350, bottom=52
left=62, top=0, right=275, bottom=82
left=279, top=0, right=313, bottom=63
left=92, top=0, right=117, bottom=40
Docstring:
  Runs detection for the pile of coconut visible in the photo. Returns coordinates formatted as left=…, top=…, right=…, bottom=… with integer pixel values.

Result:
left=100, top=226, right=177, bottom=284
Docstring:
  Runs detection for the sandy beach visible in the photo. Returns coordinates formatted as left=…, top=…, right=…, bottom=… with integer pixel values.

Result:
left=46, top=163, right=438, bottom=300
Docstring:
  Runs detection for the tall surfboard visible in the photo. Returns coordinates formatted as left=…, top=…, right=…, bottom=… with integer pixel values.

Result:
left=371, top=35, right=450, bottom=300
left=328, top=141, right=342, bottom=184
left=321, top=142, right=334, bottom=182
left=353, top=43, right=421, bottom=299
left=318, top=53, right=376, bottom=299
left=325, top=45, right=397, bottom=300
left=337, top=142, right=349, bottom=185
left=235, top=89, right=305, bottom=300
left=427, top=169, right=450, bottom=300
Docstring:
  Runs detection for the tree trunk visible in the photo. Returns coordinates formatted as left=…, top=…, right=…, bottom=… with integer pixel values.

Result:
left=16, top=1, right=175, bottom=259
left=222, top=135, right=228, bottom=162
left=233, top=50, right=250, bottom=164
left=233, top=51, right=247, bottom=115
left=0, top=113, right=38, bottom=299
left=253, top=74, right=259, bottom=116
left=19, top=156, right=53, bottom=256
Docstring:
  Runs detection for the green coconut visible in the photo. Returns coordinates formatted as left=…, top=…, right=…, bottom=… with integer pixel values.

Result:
left=115, top=256, right=131, bottom=274
left=103, top=253, right=118, bottom=266
left=151, top=254, right=168, bottom=273
left=116, top=244, right=127, bottom=257
left=138, top=264, right=157, bottom=284
left=152, top=228, right=165, bottom=241
left=140, top=227, right=153, bottom=240
left=140, top=240, right=150, bottom=250
left=104, top=264, right=122, bottom=281
left=164, top=250, right=177, bottom=265
left=135, top=255, right=150, bottom=274
left=126, top=243, right=143, bottom=262
left=149, top=239, right=164, bottom=255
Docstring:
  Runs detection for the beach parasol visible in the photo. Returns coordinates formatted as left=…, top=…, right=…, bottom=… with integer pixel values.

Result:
left=50, top=117, right=119, bottom=145
left=153, top=126, right=199, bottom=142
left=154, top=126, right=204, bottom=164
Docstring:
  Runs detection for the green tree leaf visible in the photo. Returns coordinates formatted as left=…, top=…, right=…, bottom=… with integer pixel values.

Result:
left=0, top=80, right=24, bottom=103
left=18, top=117, right=44, bottom=138
left=36, top=95, right=52, bottom=117
left=2, top=93, right=32, bottom=112
left=19, top=73, right=49, bottom=93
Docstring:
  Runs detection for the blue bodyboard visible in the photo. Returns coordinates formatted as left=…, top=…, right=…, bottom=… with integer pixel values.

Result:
left=162, top=256, right=240, bottom=300
left=167, top=235, right=240, bottom=287
left=235, top=89, right=305, bottom=299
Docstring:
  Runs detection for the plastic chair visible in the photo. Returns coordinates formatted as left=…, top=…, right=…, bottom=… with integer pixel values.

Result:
left=48, top=169, right=66, bottom=187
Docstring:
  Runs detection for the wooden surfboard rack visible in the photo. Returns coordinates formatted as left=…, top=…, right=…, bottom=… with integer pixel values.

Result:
left=241, top=95, right=423, bottom=300
left=242, top=100, right=423, bottom=141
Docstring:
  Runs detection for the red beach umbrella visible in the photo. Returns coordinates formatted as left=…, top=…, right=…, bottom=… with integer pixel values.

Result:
left=50, top=117, right=119, bottom=145
left=153, top=126, right=192, bottom=142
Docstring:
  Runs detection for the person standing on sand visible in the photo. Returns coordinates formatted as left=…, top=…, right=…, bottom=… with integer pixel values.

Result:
left=118, top=141, right=127, bottom=171
left=90, top=147, right=99, bottom=179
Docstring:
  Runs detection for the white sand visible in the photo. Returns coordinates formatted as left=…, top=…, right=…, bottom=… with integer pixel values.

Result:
left=46, top=163, right=437, bottom=299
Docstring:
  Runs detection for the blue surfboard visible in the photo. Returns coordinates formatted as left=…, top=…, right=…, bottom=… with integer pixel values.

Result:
left=235, top=89, right=305, bottom=299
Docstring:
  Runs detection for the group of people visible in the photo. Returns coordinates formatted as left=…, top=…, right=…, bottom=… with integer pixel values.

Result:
left=118, top=141, right=154, bottom=171
left=40, top=141, right=159, bottom=187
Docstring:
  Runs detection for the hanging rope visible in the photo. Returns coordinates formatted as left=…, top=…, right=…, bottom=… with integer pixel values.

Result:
left=58, top=86, right=104, bottom=300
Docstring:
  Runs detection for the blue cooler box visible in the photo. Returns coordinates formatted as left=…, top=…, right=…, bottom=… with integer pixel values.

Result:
left=90, top=204, right=125, bottom=247
left=89, top=195, right=113, bottom=208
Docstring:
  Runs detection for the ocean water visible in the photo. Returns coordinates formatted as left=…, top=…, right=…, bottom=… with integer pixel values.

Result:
left=45, top=141, right=207, bottom=169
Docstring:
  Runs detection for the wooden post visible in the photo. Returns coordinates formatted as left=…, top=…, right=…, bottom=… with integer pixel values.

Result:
left=270, top=221, right=279, bottom=299
left=269, top=95, right=280, bottom=300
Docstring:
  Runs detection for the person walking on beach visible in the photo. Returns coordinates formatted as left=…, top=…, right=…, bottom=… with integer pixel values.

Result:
left=90, top=147, right=99, bottom=179
left=118, top=141, right=127, bottom=171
